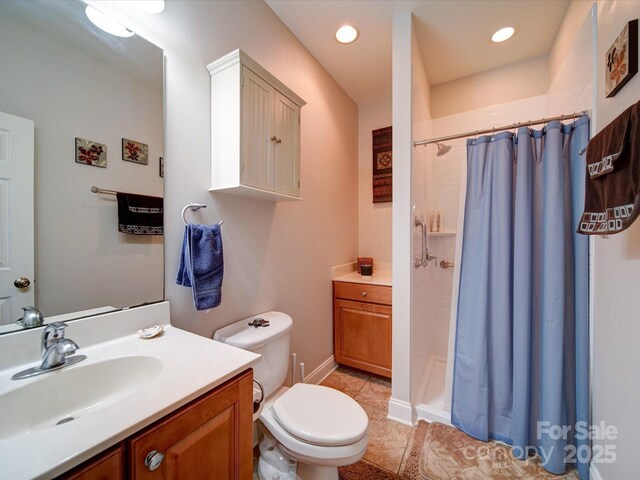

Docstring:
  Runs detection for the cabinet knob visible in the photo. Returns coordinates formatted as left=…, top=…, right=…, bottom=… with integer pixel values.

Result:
left=361, top=291, right=367, bottom=297
left=144, top=450, right=165, bottom=471
left=276, top=138, right=282, bottom=144
left=270, top=136, right=278, bottom=142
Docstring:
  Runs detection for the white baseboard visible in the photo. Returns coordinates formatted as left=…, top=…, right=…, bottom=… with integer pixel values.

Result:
left=387, top=397, right=414, bottom=426
left=304, top=356, right=338, bottom=385
left=590, top=464, right=603, bottom=480
left=415, top=403, right=451, bottom=426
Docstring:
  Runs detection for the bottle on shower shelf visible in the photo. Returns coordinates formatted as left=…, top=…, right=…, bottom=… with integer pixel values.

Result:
left=431, top=208, right=443, bottom=232
left=436, top=209, right=443, bottom=232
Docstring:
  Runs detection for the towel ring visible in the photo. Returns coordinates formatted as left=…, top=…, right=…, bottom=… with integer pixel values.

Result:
left=181, top=203, right=224, bottom=226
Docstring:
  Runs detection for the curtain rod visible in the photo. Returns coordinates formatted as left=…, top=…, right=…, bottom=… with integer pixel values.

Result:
left=413, top=110, right=589, bottom=147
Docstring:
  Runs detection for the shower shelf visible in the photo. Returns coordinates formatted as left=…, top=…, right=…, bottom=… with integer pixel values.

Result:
left=427, top=231, right=456, bottom=237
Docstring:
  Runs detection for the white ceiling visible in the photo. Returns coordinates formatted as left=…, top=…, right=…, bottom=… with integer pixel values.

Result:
left=266, top=0, right=570, bottom=105
left=0, top=0, right=163, bottom=90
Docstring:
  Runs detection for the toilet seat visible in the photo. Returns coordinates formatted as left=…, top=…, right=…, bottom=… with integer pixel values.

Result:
left=271, top=383, right=368, bottom=446
left=259, top=388, right=369, bottom=468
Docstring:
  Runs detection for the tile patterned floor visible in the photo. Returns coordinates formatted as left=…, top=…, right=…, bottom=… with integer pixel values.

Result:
left=321, top=366, right=410, bottom=475
left=321, top=366, right=580, bottom=479
left=253, top=367, right=580, bottom=479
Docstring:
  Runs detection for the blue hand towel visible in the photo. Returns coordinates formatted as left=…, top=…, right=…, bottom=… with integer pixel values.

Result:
left=176, top=224, right=223, bottom=310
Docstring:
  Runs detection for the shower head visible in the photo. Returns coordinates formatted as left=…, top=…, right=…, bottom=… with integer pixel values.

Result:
left=435, top=142, right=451, bottom=157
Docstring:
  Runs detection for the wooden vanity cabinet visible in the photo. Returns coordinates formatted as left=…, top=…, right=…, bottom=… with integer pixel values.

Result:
left=333, top=281, right=392, bottom=378
left=58, top=370, right=253, bottom=480
left=129, top=369, right=253, bottom=479
left=62, top=444, right=125, bottom=480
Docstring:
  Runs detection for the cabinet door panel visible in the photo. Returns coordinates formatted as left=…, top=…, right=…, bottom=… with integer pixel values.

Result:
left=61, top=445, right=124, bottom=480
left=241, top=67, right=274, bottom=191
left=129, top=370, right=253, bottom=480
left=334, top=299, right=392, bottom=377
left=273, top=91, right=300, bottom=196
left=165, top=407, right=234, bottom=480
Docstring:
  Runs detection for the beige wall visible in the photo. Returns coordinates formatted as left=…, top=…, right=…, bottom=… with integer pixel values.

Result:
left=358, top=98, right=392, bottom=264
left=410, top=27, right=433, bottom=408
left=389, top=11, right=415, bottom=425
left=95, top=1, right=359, bottom=377
left=548, top=0, right=595, bottom=84
left=592, top=2, right=640, bottom=478
left=431, top=55, right=549, bottom=118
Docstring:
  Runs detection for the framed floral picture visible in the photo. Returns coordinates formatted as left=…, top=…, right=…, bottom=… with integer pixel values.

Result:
left=122, top=138, right=149, bottom=165
left=605, top=19, right=638, bottom=98
left=75, top=137, right=107, bottom=168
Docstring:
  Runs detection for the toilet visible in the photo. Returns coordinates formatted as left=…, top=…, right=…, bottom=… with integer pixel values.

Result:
left=213, top=311, right=368, bottom=480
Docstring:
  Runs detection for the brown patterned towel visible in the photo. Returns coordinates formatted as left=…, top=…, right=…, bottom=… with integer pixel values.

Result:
left=579, top=100, right=640, bottom=234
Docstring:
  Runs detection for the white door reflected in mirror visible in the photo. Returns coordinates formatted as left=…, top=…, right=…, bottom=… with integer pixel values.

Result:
left=0, top=112, right=34, bottom=326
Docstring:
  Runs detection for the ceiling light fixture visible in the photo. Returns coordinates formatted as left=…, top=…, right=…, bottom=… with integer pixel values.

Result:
left=85, top=5, right=134, bottom=37
left=491, top=26, right=515, bottom=43
left=335, top=25, right=359, bottom=44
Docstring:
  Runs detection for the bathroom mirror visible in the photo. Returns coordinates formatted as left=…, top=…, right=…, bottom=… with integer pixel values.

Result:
left=0, top=0, right=164, bottom=334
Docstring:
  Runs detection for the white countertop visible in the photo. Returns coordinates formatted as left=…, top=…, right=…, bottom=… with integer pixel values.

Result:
left=333, top=270, right=392, bottom=287
left=0, top=303, right=260, bottom=479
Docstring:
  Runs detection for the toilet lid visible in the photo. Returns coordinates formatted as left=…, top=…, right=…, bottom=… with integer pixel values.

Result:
left=271, top=383, right=368, bottom=446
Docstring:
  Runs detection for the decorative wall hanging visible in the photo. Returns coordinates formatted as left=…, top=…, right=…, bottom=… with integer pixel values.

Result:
left=372, top=126, right=392, bottom=203
left=75, top=137, right=107, bottom=168
left=122, top=138, right=149, bottom=165
left=605, top=19, right=638, bottom=98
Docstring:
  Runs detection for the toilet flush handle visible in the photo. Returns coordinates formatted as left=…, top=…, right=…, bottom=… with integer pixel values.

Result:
left=253, top=379, right=264, bottom=414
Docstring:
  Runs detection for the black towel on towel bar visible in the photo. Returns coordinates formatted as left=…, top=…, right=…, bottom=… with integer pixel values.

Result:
left=116, top=192, right=164, bottom=235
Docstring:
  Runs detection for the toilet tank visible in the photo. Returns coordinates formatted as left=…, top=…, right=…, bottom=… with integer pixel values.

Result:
left=213, top=311, right=292, bottom=398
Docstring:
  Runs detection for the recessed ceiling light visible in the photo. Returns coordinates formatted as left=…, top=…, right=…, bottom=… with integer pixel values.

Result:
left=335, top=25, right=359, bottom=44
left=491, top=26, right=515, bottom=43
left=85, top=5, right=134, bottom=37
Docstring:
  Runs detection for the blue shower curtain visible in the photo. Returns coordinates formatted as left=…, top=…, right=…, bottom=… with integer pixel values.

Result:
left=452, top=116, right=590, bottom=479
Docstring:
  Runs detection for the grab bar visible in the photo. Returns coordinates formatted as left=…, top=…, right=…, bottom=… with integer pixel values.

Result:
left=415, top=216, right=437, bottom=268
left=415, top=216, right=426, bottom=268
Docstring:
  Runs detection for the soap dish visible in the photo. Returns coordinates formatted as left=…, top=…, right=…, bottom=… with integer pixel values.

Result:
left=138, top=325, right=164, bottom=339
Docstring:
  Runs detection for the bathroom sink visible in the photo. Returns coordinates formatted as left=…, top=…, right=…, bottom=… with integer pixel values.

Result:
left=0, top=355, right=163, bottom=441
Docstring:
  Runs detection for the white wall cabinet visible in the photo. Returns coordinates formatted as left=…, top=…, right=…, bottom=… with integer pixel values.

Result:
left=208, top=49, right=305, bottom=201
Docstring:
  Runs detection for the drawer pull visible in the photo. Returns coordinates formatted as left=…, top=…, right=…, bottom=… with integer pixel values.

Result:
left=145, top=450, right=165, bottom=471
left=361, top=292, right=367, bottom=297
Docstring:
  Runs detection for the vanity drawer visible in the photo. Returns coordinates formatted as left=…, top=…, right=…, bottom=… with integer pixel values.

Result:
left=333, top=281, right=392, bottom=305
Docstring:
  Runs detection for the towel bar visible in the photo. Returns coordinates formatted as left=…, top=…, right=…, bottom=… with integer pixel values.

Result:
left=90, top=186, right=118, bottom=195
left=181, top=203, right=223, bottom=226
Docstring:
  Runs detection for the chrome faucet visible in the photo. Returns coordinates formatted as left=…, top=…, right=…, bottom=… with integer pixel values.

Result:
left=16, top=306, right=44, bottom=329
left=40, top=322, right=79, bottom=370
